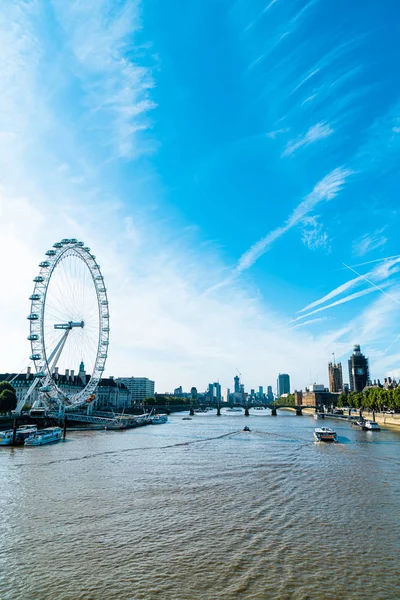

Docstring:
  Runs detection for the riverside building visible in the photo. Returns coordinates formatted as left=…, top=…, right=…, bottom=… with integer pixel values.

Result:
left=115, top=377, right=155, bottom=405
left=328, top=361, right=343, bottom=393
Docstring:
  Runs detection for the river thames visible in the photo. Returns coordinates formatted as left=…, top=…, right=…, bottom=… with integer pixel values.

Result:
left=0, top=410, right=399, bottom=599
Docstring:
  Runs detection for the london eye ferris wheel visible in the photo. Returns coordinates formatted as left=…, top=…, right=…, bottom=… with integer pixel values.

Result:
left=21, top=239, right=109, bottom=413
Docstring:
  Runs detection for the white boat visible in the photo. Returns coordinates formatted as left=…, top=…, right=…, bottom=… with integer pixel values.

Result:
left=25, top=427, right=62, bottom=446
left=314, top=413, right=325, bottom=420
left=314, top=427, right=338, bottom=442
left=252, top=406, right=267, bottom=411
left=0, top=430, right=14, bottom=446
left=151, top=414, right=168, bottom=424
left=226, top=407, right=243, bottom=413
left=363, top=420, right=380, bottom=431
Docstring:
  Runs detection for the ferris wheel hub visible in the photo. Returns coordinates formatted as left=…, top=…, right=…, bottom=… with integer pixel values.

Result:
left=54, top=321, right=85, bottom=330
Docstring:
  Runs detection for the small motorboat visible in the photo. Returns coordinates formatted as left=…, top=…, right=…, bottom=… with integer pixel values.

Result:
left=243, top=426, right=251, bottom=432
left=350, top=419, right=365, bottom=429
left=314, top=427, right=338, bottom=442
left=363, top=420, right=380, bottom=431
left=314, top=413, right=325, bottom=420
left=182, top=417, right=192, bottom=420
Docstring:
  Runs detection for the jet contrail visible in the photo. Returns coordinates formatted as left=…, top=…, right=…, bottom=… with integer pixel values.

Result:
left=342, top=262, right=400, bottom=306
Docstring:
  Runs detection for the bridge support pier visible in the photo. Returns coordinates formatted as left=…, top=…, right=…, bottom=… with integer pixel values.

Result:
left=63, top=418, right=67, bottom=439
left=271, top=407, right=277, bottom=416
left=244, top=406, right=249, bottom=417
left=189, top=406, right=195, bottom=416
left=216, top=405, right=221, bottom=416
left=296, top=407, right=302, bottom=416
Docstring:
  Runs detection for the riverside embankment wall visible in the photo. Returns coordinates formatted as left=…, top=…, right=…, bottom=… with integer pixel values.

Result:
left=282, top=406, right=400, bottom=429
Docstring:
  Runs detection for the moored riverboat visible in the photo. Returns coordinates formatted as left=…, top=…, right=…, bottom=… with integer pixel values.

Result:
left=314, top=427, right=338, bottom=442
left=16, top=424, right=38, bottom=442
left=226, top=407, right=242, bottom=413
left=314, top=413, right=325, bottom=420
left=0, top=430, right=14, bottom=446
left=25, top=427, right=62, bottom=446
left=151, top=414, right=168, bottom=424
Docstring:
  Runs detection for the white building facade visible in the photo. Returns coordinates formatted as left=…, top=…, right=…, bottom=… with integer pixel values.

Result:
left=115, top=377, right=155, bottom=405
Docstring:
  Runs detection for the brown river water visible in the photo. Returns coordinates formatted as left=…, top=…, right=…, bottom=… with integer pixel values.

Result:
left=0, top=409, right=399, bottom=600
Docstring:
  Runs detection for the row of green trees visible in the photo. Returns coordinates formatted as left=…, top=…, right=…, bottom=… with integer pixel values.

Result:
left=338, top=387, right=400, bottom=412
left=0, top=381, right=17, bottom=413
left=273, top=394, right=295, bottom=407
left=143, top=395, right=191, bottom=406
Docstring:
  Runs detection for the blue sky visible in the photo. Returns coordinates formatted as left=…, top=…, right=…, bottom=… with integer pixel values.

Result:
left=1, top=0, right=400, bottom=393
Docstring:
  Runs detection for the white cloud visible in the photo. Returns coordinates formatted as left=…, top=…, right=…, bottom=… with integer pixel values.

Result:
left=299, top=275, right=362, bottom=313
left=282, top=122, right=333, bottom=157
left=51, top=0, right=156, bottom=159
left=235, top=166, right=352, bottom=273
left=352, top=229, right=387, bottom=257
left=292, top=287, right=380, bottom=323
left=301, top=216, right=330, bottom=251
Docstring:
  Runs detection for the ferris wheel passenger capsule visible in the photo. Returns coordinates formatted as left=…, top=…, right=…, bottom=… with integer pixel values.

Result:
left=76, top=241, right=84, bottom=247
left=34, top=371, right=46, bottom=378
left=69, top=238, right=78, bottom=244
left=61, top=238, right=70, bottom=244
left=101, top=300, right=108, bottom=306
left=29, top=294, right=41, bottom=300
left=46, top=250, right=57, bottom=256
left=30, top=354, right=41, bottom=361
left=27, top=313, right=39, bottom=320
left=39, top=261, right=51, bottom=268
left=27, top=334, right=39, bottom=341
left=53, top=242, right=62, bottom=248
left=83, top=247, right=90, bottom=252
left=33, top=276, right=45, bottom=282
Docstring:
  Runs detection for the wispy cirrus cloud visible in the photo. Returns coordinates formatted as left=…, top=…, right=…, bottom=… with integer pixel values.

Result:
left=235, top=166, right=352, bottom=273
left=301, top=216, right=330, bottom=251
left=291, top=286, right=380, bottom=323
left=298, top=257, right=400, bottom=316
left=352, top=228, right=387, bottom=257
left=282, top=122, right=333, bottom=157
left=52, top=0, right=156, bottom=159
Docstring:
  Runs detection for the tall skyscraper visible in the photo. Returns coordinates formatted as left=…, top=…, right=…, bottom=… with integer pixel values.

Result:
left=348, top=345, right=370, bottom=392
left=234, top=375, right=240, bottom=393
left=214, top=382, right=221, bottom=401
left=258, top=386, right=263, bottom=399
left=267, top=386, right=274, bottom=402
left=328, top=361, right=343, bottom=392
left=277, top=373, right=290, bottom=397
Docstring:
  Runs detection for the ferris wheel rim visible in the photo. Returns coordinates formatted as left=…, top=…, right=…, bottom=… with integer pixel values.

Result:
left=27, top=239, right=109, bottom=409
